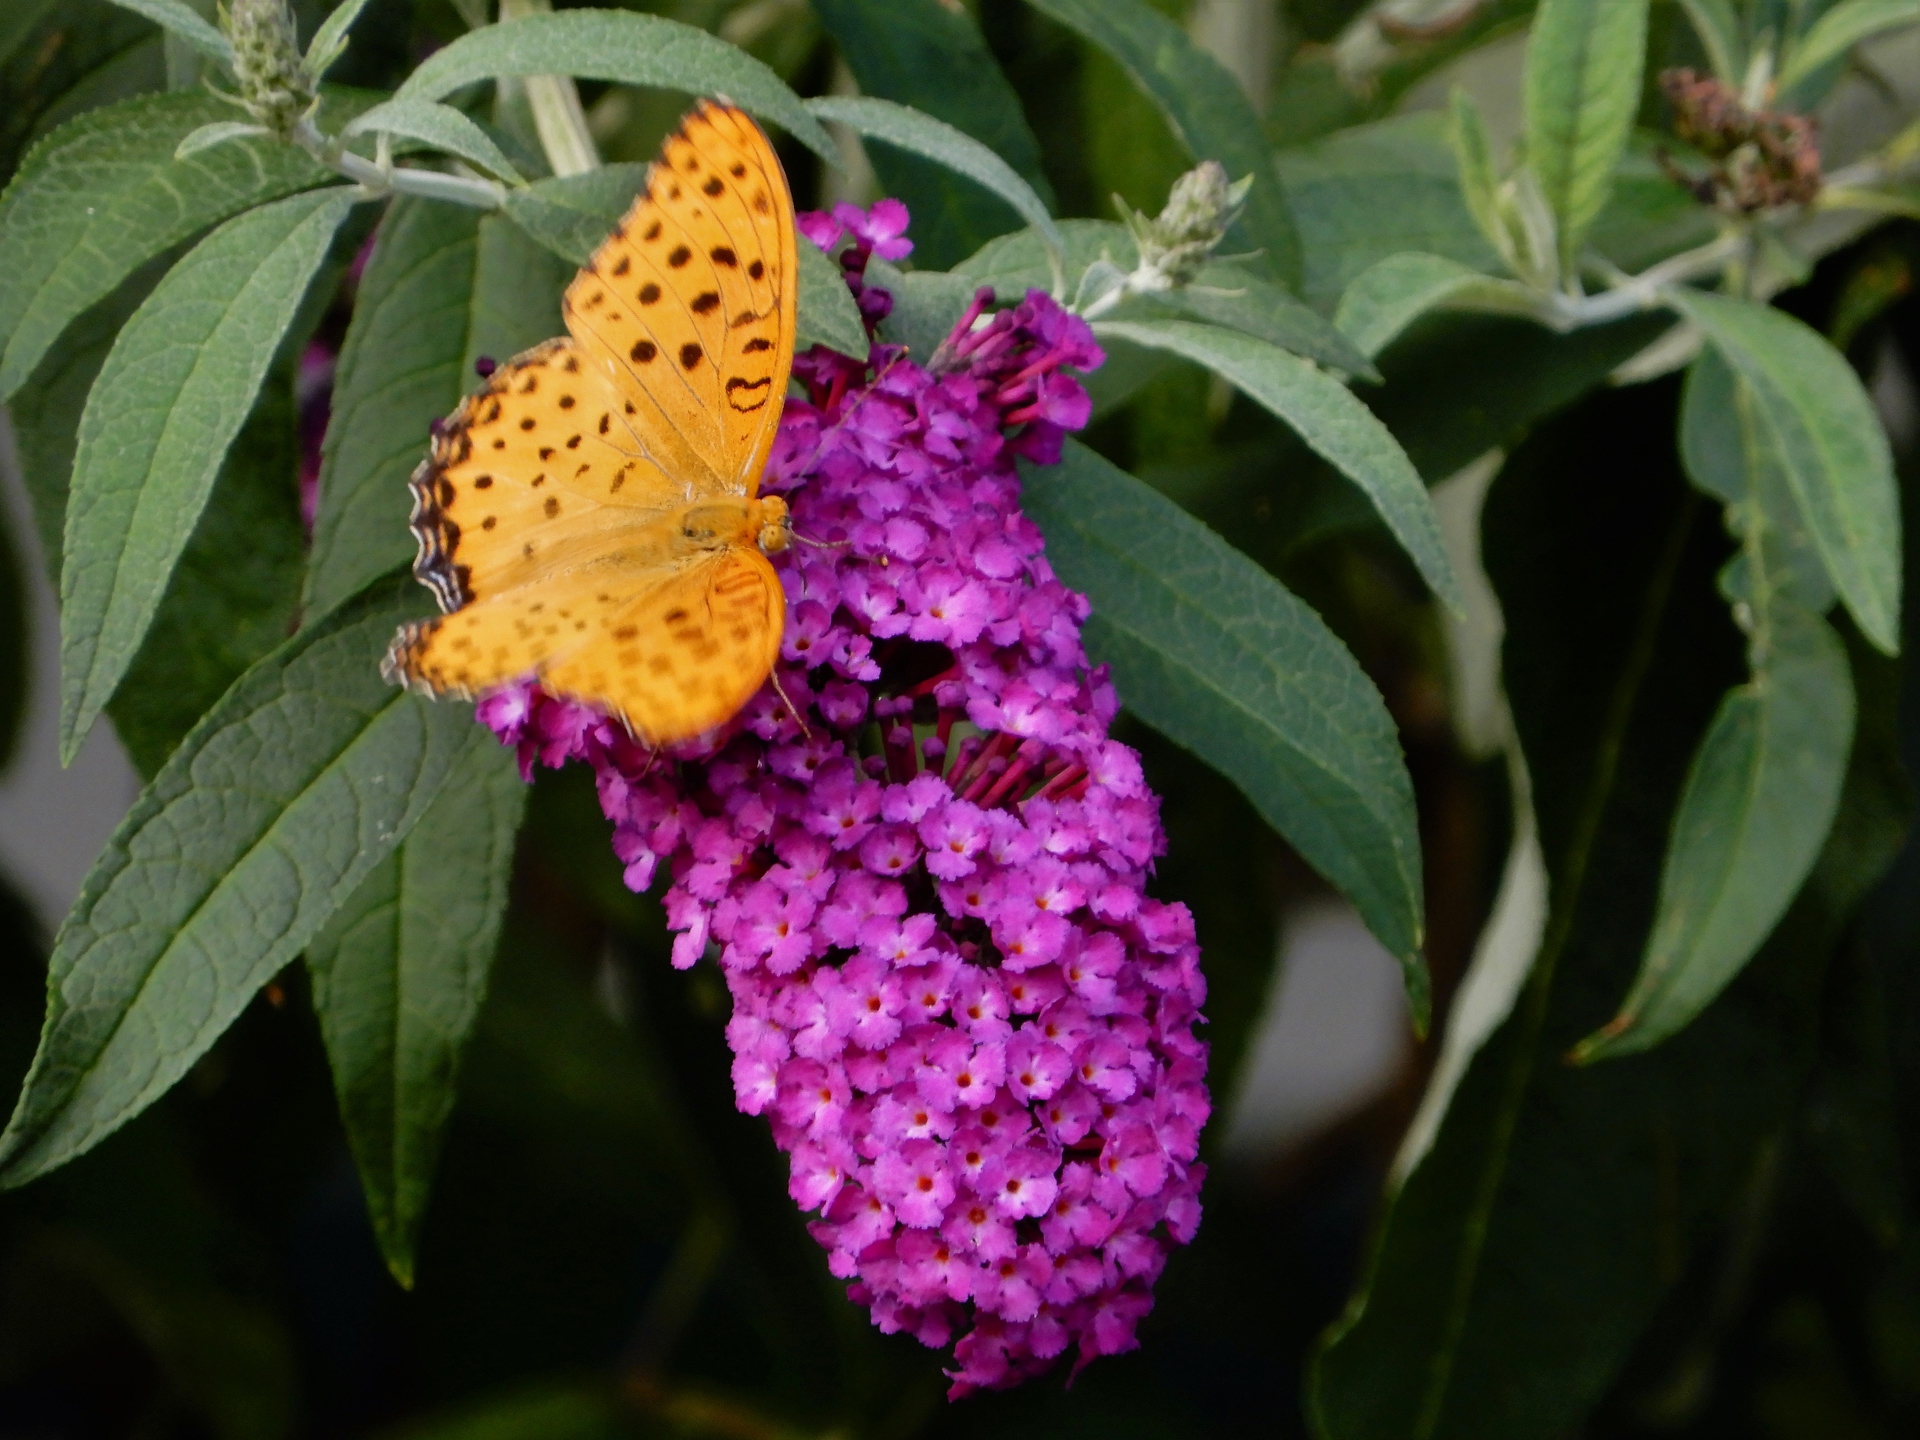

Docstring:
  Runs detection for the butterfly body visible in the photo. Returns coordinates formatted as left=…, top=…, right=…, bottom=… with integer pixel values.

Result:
left=382, top=102, right=801, bottom=747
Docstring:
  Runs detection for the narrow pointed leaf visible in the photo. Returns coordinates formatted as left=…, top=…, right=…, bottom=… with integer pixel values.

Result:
left=1334, top=252, right=1547, bottom=358
left=1023, top=0, right=1301, bottom=286
left=60, top=187, right=355, bottom=761
left=1275, top=112, right=1503, bottom=311
left=1575, top=607, right=1853, bottom=1062
left=804, top=96, right=1063, bottom=280
left=1680, top=0, right=1746, bottom=84
left=345, top=98, right=524, bottom=185
left=1022, top=439, right=1428, bottom=1016
left=1448, top=89, right=1503, bottom=260
left=308, top=199, right=569, bottom=618
left=302, top=0, right=378, bottom=77
left=796, top=239, right=871, bottom=357
left=104, top=0, right=230, bottom=63
left=309, top=737, right=526, bottom=1287
left=1092, top=318, right=1462, bottom=610
left=1668, top=289, right=1902, bottom=654
left=0, top=580, right=485, bottom=1189
left=394, top=11, right=836, bottom=165
left=113, top=373, right=306, bottom=778
left=173, top=121, right=269, bottom=160
left=1779, top=0, right=1920, bottom=94
left=499, top=163, right=650, bottom=266
left=0, top=91, right=343, bottom=402
left=1523, top=0, right=1650, bottom=267
left=812, top=0, right=1053, bottom=268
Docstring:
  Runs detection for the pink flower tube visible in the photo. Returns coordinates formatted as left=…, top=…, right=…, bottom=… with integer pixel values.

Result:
left=475, top=202, right=1209, bottom=1396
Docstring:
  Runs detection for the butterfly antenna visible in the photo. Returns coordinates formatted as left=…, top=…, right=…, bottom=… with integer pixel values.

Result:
left=770, top=670, right=812, bottom=740
left=793, top=531, right=851, bottom=550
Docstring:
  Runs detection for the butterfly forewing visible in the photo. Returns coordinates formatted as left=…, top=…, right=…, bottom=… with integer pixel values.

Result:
left=388, top=101, right=798, bottom=748
left=563, top=102, right=797, bottom=497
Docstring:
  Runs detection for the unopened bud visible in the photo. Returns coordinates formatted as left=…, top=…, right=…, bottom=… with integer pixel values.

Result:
left=222, top=0, right=313, bottom=134
left=1119, top=160, right=1253, bottom=290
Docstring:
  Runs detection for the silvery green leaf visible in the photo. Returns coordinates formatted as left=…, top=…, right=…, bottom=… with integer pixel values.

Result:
left=805, top=95, right=1064, bottom=288
left=394, top=10, right=836, bottom=165
left=345, top=97, right=525, bottom=186
left=173, top=120, right=271, bottom=160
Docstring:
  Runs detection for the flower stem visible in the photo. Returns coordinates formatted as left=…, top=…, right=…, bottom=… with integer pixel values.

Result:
left=289, top=115, right=506, bottom=209
left=498, top=0, right=601, bottom=177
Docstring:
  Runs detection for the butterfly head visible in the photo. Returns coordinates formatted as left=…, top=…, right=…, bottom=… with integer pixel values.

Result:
left=752, top=495, right=792, bottom=555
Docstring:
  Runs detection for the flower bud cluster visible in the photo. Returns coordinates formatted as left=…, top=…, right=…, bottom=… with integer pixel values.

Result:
left=1117, top=159, right=1253, bottom=290
left=1660, top=67, right=1822, bottom=212
left=476, top=202, right=1209, bottom=1397
left=222, top=0, right=314, bottom=134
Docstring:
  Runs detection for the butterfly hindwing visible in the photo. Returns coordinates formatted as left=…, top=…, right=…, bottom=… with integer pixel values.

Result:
left=542, top=547, right=785, bottom=745
left=386, top=564, right=646, bottom=699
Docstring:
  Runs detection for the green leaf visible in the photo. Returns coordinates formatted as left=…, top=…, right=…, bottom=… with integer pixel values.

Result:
left=956, top=219, right=1372, bottom=376
left=810, top=0, right=1054, bottom=270
left=1779, top=0, right=1920, bottom=95
left=6, top=259, right=169, bottom=584
left=1678, top=349, right=1835, bottom=607
left=499, top=166, right=869, bottom=359
left=498, top=163, right=649, bottom=266
left=112, top=369, right=305, bottom=778
left=102, top=0, right=230, bottom=64
left=867, top=257, right=977, bottom=360
left=1447, top=88, right=1504, bottom=261
left=796, top=238, right=870, bottom=358
left=1022, top=0, right=1302, bottom=288
left=308, top=199, right=569, bottom=618
left=308, top=737, right=527, bottom=1288
left=1308, top=381, right=1872, bottom=1440
left=1667, top=289, right=1902, bottom=654
left=172, top=120, right=269, bottom=160
left=1090, top=318, right=1462, bottom=610
left=59, top=187, right=355, bottom=762
left=393, top=11, right=836, bottom=165
left=0, top=91, right=342, bottom=402
left=344, top=98, right=525, bottom=185
left=1276, top=112, right=1502, bottom=310
left=1022, top=439, right=1428, bottom=1015
left=1333, top=252, right=1547, bottom=359
left=1679, top=0, right=1746, bottom=84
left=301, top=0, right=377, bottom=79
left=1574, top=606, right=1854, bottom=1062
left=804, top=96, right=1063, bottom=285
left=0, top=579, right=485, bottom=1189
left=1522, top=0, right=1649, bottom=268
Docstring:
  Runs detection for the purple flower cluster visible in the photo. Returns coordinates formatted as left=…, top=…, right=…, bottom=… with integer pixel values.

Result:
left=476, top=202, right=1209, bottom=1396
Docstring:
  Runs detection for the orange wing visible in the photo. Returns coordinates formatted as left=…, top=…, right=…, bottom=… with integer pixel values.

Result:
left=388, top=102, right=799, bottom=749
left=405, top=338, right=692, bottom=612
left=543, top=548, right=786, bottom=744
left=561, top=100, right=798, bottom=496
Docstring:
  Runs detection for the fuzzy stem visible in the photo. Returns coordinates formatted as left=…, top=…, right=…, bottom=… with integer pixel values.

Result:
left=498, top=0, right=602, bottom=176
left=289, top=114, right=506, bottom=209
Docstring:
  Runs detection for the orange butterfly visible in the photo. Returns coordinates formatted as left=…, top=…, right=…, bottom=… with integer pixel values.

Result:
left=383, top=101, right=797, bottom=746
